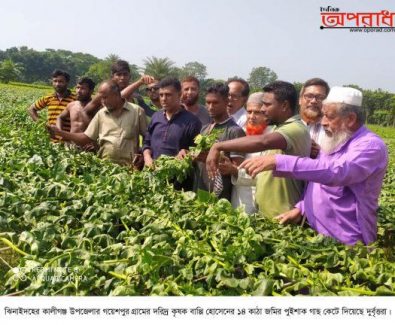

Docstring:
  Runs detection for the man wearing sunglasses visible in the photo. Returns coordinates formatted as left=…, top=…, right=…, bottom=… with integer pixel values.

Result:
left=141, top=81, right=162, bottom=114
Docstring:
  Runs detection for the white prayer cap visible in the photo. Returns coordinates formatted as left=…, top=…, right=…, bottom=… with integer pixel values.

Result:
left=324, top=86, right=363, bottom=106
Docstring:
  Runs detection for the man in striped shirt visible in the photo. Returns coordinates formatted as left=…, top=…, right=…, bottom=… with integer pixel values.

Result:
left=28, top=69, right=76, bottom=142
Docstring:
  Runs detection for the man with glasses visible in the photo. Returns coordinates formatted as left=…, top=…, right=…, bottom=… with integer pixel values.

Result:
left=299, top=78, right=330, bottom=157
left=133, top=80, right=161, bottom=118
left=236, top=87, right=388, bottom=246
left=226, top=78, right=250, bottom=129
left=145, top=81, right=161, bottom=110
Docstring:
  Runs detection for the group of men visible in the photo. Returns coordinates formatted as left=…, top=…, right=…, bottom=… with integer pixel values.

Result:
left=28, top=60, right=388, bottom=247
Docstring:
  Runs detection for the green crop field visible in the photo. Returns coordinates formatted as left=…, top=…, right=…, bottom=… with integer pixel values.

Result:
left=0, top=83, right=394, bottom=296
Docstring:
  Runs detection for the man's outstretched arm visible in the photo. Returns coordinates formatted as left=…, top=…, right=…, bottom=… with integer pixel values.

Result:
left=47, top=125, right=93, bottom=147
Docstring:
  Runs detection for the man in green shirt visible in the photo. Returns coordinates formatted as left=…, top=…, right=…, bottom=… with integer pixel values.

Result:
left=47, top=80, right=147, bottom=166
left=206, top=81, right=311, bottom=218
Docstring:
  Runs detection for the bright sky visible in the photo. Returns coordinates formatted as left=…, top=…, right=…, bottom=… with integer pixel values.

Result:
left=0, top=0, right=394, bottom=92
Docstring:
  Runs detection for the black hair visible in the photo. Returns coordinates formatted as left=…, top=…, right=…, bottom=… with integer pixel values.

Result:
left=111, top=60, right=130, bottom=75
left=52, top=69, right=70, bottom=82
left=182, top=76, right=200, bottom=88
left=158, top=77, right=181, bottom=92
left=302, top=78, right=330, bottom=96
left=206, top=83, right=229, bottom=100
left=77, top=77, right=95, bottom=91
left=226, top=78, right=250, bottom=97
left=263, top=81, right=298, bottom=114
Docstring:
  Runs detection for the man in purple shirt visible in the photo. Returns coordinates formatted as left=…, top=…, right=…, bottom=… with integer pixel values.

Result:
left=238, top=86, right=388, bottom=245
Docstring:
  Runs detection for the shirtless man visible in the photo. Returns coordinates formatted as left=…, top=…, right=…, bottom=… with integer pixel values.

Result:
left=57, top=77, right=95, bottom=133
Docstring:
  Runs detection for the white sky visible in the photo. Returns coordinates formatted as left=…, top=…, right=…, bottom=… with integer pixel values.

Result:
left=0, top=0, right=394, bottom=92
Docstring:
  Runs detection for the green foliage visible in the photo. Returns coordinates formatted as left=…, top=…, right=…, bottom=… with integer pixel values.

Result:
left=143, top=56, right=179, bottom=80
left=0, top=59, right=23, bottom=83
left=0, top=83, right=394, bottom=296
left=179, top=61, right=208, bottom=81
left=293, top=82, right=303, bottom=95
left=0, top=46, right=100, bottom=85
left=344, top=84, right=395, bottom=127
left=248, top=66, right=277, bottom=90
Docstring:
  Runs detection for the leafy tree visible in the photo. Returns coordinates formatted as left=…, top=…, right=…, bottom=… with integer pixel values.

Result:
left=143, top=56, right=178, bottom=80
left=293, top=82, right=303, bottom=95
left=0, top=46, right=100, bottom=84
left=179, top=61, right=207, bottom=81
left=364, top=89, right=395, bottom=125
left=85, top=60, right=113, bottom=84
left=248, top=66, right=277, bottom=90
left=343, top=84, right=364, bottom=92
left=106, top=54, right=120, bottom=63
left=0, top=59, right=24, bottom=83
left=227, top=75, right=242, bottom=81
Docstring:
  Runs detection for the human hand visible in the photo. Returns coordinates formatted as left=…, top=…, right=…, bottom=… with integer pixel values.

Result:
left=140, top=75, right=155, bottom=85
left=218, top=156, right=238, bottom=176
left=176, top=149, right=189, bottom=160
left=144, top=156, right=154, bottom=168
left=206, top=144, right=221, bottom=180
left=310, top=139, right=320, bottom=159
left=238, top=155, right=276, bottom=178
left=275, top=208, right=302, bottom=225
left=46, top=124, right=59, bottom=137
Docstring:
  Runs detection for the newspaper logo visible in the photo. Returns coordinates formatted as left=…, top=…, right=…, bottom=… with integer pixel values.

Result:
left=320, top=6, right=395, bottom=33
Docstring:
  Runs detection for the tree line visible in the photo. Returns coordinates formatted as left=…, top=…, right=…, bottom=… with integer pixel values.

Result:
left=0, top=46, right=394, bottom=126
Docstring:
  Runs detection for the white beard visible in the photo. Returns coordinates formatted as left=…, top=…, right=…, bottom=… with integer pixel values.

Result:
left=320, top=127, right=352, bottom=154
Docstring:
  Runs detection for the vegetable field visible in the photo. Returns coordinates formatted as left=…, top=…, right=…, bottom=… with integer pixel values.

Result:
left=0, top=83, right=394, bottom=296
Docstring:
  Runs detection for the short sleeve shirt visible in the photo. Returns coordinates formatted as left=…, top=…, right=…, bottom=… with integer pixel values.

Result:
left=34, top=89, right=76, bottom=141
left=84, top=101, right=147, bottom=165
left=255, top=115, right=311, bottom=218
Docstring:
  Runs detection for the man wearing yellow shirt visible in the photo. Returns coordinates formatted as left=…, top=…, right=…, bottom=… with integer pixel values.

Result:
left=28, top=69, right=76, bottom=142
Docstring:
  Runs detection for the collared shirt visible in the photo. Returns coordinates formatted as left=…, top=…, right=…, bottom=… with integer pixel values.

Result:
left=255, top=115, right=311, bottom=218
left=84, top=101, right=147, bottom=165
left=34, top=89, right=76, bottom=141
left=274, top=125, right=388, bottom=245
left=143, top=108, right=201, bottom=159
left=302, top=119, right=326, bottom=145
left=231, top=107, right=247, bottom=129
left=231, top=127, right=272, bottom=214
left=194, top=117, right=245, bottom=200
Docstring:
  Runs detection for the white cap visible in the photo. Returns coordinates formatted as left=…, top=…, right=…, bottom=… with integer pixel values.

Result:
left=324, top=86, right=363, bottom=106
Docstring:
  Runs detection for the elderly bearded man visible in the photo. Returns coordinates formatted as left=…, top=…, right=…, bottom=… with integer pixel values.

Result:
left=238, top=87, right=388, bottom=245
